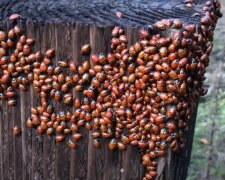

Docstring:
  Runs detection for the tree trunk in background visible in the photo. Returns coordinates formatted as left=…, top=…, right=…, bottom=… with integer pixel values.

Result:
left=204, top=66, right=222, bottom=179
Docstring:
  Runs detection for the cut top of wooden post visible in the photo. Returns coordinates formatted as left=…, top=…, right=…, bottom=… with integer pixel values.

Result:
left=0, top=0, right=219, bottom=26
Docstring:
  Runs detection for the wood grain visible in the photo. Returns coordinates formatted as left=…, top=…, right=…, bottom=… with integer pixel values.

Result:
left=54, top=22, right=71, bottom=180
left=30, top=21, right=44, bottom=180
left=41, top=21, right=57, bottom=180
left=70, top=23, right=90, bottom=180
left=120, top=27, right=144, bottom=180
left=0, top=21, right=201, bottom=180
left=87, top=25, right=112, bottom=180
left=0, top=0, right=216, bottom=178
left=0, top=0, right=208, bottom=26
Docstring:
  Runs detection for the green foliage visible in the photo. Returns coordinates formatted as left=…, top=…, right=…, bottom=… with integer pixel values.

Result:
left=188, top=94, right=225, bottom=180
left=187, top=1, right=225, bottom=178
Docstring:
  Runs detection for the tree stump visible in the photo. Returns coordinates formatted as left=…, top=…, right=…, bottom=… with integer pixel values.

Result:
left=0, top=0, right=222, bottom=180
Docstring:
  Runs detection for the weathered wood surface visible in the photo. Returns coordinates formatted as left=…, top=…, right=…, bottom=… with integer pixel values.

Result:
left=0, top=21, right=199, bottom=179
left=0, top=0, right=208, bottom=26
left=0, top=0, right=214, bottom=179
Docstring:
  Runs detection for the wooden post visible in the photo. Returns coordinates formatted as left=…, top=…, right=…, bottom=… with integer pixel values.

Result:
left=0, top=0, right=221, bottom=180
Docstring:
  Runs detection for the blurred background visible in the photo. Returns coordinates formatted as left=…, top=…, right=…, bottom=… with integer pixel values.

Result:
left=187, top=0, right=225, bottom=179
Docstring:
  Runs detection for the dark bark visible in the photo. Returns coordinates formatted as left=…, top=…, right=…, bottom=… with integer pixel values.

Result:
left=0, top=0, right=208, bottom=26
left=0, top=21, right=199, bottom=180
left=0, top=0, right=217, bottom=180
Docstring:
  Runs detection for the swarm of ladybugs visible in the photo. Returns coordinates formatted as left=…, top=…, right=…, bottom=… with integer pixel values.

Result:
left=0, top=0, right=221, bottom=179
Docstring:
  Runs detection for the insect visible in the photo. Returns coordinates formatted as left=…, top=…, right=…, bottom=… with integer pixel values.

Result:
left=0, top=4, right=219, bottom=179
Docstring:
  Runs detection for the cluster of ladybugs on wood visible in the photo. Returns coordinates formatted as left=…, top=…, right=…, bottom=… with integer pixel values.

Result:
left=0, top=0, right=222, bottom=179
